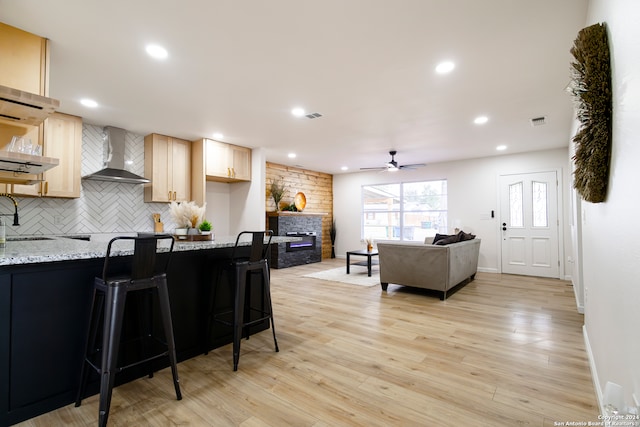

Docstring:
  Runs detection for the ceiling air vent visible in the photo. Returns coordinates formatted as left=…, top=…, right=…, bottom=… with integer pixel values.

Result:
left=305, top=112, right=323, bottom=119
left=530, top=116, right=546, bottom=127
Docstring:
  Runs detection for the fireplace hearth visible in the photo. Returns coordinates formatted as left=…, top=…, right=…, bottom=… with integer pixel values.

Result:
left=285, top=232, right=317, bottom=252
left=268, top=213, right=325, bottom=268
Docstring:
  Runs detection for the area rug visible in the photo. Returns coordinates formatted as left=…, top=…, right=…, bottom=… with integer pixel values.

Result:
left=302, top=266, right=380, bottom=287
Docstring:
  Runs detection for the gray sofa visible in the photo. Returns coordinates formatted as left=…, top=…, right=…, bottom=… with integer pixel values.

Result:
left=377, top=237, right=481, bottom=300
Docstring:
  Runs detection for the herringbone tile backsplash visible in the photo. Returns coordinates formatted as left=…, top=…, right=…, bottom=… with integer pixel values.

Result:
left=7, top=124, right=176, bottom=236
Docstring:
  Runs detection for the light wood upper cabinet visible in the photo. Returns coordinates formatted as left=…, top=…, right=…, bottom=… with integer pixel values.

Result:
left=0, top=22, right=49, bottom=96
left=144, top=134, right=191, bottom=203
left=203, top=139, right=251, bottom=182
left=42, top=113, right=82, bottom=198
left=10, top=113, right=82, bottom=198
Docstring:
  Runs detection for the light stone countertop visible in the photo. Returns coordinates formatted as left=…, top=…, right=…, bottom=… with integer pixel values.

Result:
left=0, top=234, right=297, bottom=266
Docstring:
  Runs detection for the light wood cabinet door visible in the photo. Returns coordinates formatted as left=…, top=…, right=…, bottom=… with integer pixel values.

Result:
left=204, top=139, right=251, bottom=182
left=144, top=134, right=170, bottom=202
left=170, top=138, right=191, bottom=202
left=144, top=134, right=191, bottom=202
left=10, top=113, right=81, bottom=198
left=229, top=144, right=251, bottom=181
left=204, top=139, right=230, bottom=178
left=0, top=22, right=49, bottom=96
left=40, top=113, right=82, bottom=198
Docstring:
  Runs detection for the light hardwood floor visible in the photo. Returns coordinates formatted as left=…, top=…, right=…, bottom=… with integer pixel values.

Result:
left=17, top=259, right=599, bottom=426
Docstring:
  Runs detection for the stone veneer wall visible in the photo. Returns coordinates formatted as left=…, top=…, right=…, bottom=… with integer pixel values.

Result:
left=265, top=162, right=333, bottom=260
left=267, top=214, right=323, bottom=268
left=8, top=123, right=175, bottom=237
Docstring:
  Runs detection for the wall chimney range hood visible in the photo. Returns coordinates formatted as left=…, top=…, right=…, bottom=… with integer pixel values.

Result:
left=82, top=126, right=150, bottom=184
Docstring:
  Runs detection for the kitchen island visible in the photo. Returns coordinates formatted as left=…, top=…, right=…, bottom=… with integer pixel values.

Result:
left=0, top=234, right=293, bottom=426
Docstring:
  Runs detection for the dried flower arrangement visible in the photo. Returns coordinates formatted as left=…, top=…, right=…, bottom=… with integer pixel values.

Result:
left=269, top=177, right=287, bottom=211
left=365, top=236, right=374, bottom=251
left=568, top=22, right=612, bottom=203
left=169, top=201, right=207, bottom=229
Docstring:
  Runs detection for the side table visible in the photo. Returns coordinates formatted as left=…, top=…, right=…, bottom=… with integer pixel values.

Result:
left=346, top=249, right=379, bottom=277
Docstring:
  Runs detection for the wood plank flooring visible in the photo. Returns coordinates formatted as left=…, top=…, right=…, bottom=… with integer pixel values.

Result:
left=17, top=259, right=599, bottom=426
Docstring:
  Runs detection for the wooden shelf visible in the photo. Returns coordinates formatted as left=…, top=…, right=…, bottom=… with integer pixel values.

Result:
left=0, top=85, right=60, bottom=127
left=0, top=150, right=60, bottom=184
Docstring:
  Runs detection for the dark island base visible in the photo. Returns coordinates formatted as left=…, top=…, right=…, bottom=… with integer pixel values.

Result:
left=0, top=246, right=270, bottom=426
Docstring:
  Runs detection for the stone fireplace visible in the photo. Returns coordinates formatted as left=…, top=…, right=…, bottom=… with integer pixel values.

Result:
left=267, top=212, right=326, bottom=268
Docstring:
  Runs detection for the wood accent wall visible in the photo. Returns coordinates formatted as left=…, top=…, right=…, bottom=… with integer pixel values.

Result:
left=266, top=162, right=333, bottom=260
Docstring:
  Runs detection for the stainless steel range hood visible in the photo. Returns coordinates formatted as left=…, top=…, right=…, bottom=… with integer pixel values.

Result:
left=82, top=126, right=150, bottom=184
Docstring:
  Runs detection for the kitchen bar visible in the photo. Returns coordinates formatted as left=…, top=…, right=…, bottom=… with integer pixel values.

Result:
left=0, top=235, right=296, bottom=426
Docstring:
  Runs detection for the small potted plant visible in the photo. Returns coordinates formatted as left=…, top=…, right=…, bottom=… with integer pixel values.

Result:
left=198, top=219, right=212, bottom=235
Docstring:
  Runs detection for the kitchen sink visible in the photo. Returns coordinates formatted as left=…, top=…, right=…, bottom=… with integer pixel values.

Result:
left=7, top=236, right=54, bottom=241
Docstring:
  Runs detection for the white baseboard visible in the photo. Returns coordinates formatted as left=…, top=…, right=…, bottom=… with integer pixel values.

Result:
left=583, top=325, right=605, bottom=416
left=477, top=267, right=498, bottom=274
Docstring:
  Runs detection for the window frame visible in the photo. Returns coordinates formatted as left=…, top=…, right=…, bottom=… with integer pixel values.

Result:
left=361, top=179, right=448, bottom=242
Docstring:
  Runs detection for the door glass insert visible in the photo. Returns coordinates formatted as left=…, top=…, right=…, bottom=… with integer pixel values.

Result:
left=509, top=182, right=523, bottom=227
left=532, top=181, right=548, bottom=227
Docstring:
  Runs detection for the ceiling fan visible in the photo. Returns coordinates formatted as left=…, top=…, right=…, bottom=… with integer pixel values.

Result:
left=360, top=150, right=425, bottom=172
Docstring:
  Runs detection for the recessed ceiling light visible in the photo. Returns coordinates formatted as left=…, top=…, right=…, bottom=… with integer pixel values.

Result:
left=212, top=132, right=224, bottom=140
left=496, top=145, right=507, bottom=151
left=435, top=61, right=455, bottom=74
left=291, top=107, right=305, bottom=117
left=146, top=44, right=168, bottom=60
left=341, top=166, right=349, bottom=171
left=474, top=116, right=489, bottom=125
left=288, top=153, right=297, bottom=159
left=80, top=98, right=98, bottom=108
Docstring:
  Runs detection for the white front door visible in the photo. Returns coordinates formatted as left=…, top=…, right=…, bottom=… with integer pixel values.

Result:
left=499, top=171, right=560, bottom=278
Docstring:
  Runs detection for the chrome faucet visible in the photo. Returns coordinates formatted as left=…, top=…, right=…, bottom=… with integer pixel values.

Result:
left=0, top=193, right=20, bottom=226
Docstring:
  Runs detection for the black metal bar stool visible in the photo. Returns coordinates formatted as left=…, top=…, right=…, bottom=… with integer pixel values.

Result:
left=75, top=234, right=182, bottom=426
left=206, top=230, right=279, bottom=371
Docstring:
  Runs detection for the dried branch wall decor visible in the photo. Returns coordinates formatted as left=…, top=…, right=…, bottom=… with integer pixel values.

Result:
left=568, top=22, right=612, bottom=203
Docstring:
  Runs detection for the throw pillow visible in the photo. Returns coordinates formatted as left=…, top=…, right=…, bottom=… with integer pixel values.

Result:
left=432, top=233, right=451, bottom=244
left=434, top=234, right=461, bottom=245
left=458, top=230, right=476, bottom=241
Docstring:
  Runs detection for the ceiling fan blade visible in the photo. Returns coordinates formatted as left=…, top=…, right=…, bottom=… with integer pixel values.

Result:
left=359, top=166, right=387, bottom=171
left=399, top=163, right=426, bottom=169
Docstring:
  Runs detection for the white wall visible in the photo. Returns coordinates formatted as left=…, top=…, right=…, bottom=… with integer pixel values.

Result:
left=334, top=148, right=571, bottom=275
left=206, top=147, right=267, bottom=236
left=582, top=0, right=640, bottom=413
left=205, top=181, right=230, bottom=236
left=230, top=147, right=267, bottom=234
